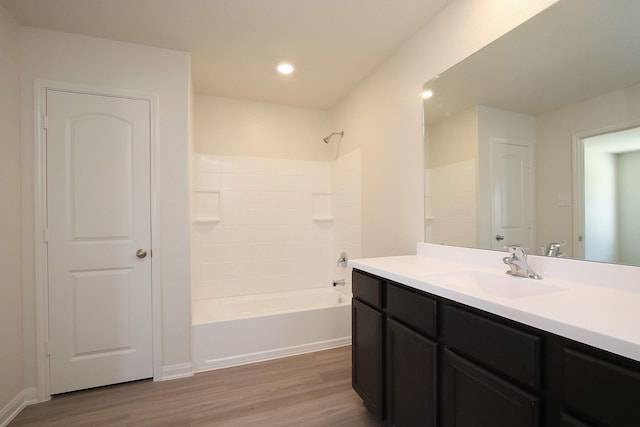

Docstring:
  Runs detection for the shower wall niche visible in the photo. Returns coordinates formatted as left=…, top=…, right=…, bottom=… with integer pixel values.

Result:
left=191, top=150, right=361, bottom=301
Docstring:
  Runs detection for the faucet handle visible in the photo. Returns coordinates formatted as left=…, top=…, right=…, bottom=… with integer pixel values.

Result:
left=336, top=251, right=348, bottom=268
left=502, top=244, right=527, bottom=258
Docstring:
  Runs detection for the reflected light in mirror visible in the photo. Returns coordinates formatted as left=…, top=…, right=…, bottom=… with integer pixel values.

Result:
left=422, top=89, right=434, bottom=99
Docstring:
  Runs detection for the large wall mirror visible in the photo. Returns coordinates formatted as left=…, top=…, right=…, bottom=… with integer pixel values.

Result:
left=423, top=0, right=640, bottom=266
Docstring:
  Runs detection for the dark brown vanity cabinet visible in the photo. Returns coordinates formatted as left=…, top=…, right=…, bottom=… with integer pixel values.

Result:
left=442, top=305, right=541, bottom=427
left=352, top=269, right=640, bottom=427
left=386, top=283, right=439, bottom=426
left=353, top=270, right=439, bottom=426
left=352, top=272, right=384, bottom=418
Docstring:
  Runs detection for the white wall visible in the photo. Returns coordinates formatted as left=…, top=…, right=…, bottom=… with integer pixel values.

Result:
left=618, top=150, right=640, bottom=266
left=19, top=28, right=192, bottom=390
left=330, top=0, right=556, bottom=258
left=584, top=150, right=618, bottom=263
left=0, top=3, right=25, bottom=419
left=194, top=95, right=332, bottom=161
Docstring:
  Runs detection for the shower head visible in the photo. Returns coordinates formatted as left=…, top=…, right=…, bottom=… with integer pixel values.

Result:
left=323, top=131, right=344, bottom=144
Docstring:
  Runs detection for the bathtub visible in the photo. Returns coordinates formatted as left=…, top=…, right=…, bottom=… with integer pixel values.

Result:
left=192, top=287, right=352, bottom=372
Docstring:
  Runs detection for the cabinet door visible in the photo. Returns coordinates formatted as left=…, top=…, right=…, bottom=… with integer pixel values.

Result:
left=560, top=413, right=591, bottom=427
left=443, top=350, right=540, bottom=427
left=352, top=298, right=384, bottom=418
left=386, top=318, right=437, bottom=427
left=562, top=347, right=640, bottom=427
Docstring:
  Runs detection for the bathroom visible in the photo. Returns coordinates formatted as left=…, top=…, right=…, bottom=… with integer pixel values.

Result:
left=3, top=0, right=639, bottom=424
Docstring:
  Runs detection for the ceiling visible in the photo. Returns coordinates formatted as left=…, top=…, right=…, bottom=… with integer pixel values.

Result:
left=1, top=0, right=450, bottom=109
left=587, top=127, right=640, bottom=155
left=423, top=0, right=640, bottom=124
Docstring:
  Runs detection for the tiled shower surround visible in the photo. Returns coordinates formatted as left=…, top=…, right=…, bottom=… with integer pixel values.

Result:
left=425, top=159, right=477, bottom=248
left=191, top=150, right=361, bottom=301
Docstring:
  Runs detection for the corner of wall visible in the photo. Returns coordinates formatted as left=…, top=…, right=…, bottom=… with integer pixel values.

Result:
left=160, top=362, right=194, bottom=382
left=0, top=388, right=38, bottom=427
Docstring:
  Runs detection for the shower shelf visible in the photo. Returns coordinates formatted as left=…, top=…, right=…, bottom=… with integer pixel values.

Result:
left=192, top=217, right=220, bottom=223
left=311, top=193, right=332, bottom=222
left=312, top=216, right=334, bottom=223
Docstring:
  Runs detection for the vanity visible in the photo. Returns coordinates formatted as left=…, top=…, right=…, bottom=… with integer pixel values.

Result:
left=350, top=243, right=640, bottom=427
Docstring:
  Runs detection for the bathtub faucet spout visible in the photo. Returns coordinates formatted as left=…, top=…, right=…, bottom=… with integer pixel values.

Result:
left=332, top=279, right=345, bottom=287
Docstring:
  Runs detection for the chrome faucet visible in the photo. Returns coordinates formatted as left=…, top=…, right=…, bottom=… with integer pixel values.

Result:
left=502, top=245, right=542, bottom=280
left=543, top=242, right=565, bottom=257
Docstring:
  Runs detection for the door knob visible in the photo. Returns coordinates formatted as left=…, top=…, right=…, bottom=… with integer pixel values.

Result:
left=136, top=249, right=147, bottom=259
left=495, top=235, right=505, bottom=241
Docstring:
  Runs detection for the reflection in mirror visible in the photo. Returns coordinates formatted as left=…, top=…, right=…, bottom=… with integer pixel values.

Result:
left=422, top=0, right=640, bottom=266
left=580, top=126, right=640, bottom=265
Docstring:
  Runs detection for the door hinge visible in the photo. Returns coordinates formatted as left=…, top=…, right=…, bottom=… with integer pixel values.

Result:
left=43, top=114, right=48, bottom=130
left=45, top=341, right=51, bottom=356
left=43, top=228, right=49, bottom=243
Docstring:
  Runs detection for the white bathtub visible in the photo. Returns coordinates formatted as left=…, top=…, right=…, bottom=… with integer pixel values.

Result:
left=192, top=287, right=352, bottom=372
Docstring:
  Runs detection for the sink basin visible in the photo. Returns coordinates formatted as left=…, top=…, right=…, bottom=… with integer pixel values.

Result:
left=422, top=270, right=566, bottom=299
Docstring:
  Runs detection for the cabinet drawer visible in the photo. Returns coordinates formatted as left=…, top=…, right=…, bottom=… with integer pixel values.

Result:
left=444, top=305, right=541, bottom=389
left=563, top=348, right=640, bottom=427
left=353, top=270, right=383, bottom=309
left=387, top=283, right=437, bottom=338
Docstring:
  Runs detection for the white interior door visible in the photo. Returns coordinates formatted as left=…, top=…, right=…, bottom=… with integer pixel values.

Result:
left=46, top=89, right=153, bottom=394
left=491, top=140, right=533, bottom=251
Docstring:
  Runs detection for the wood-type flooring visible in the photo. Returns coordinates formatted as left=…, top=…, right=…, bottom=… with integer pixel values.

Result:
left=10, top=346, right=382, bottom=427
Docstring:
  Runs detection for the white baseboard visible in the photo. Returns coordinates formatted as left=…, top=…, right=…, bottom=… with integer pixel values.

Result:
left=160, top=362, right=194, bottom=381
left=194, top=337, right=352, bottom=373
left=0, top=388, right=38, bottom=427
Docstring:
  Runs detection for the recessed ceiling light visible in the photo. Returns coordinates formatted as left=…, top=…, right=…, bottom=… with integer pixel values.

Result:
left=422, top=89, right=434, bottom=99
left=276, top=62, right=295, bottom=75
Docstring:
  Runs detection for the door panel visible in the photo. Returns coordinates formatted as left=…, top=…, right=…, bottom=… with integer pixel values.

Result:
left=47, top=89, right=152, bottom=394
left=70, top=115, right=134, bottom=239
left=72, top=269, right=134, bottom=355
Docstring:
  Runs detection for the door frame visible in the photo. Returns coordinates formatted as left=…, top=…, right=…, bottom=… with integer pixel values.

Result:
left=571, top=118, right=640, bottom=262
left=34, top=80, right=162, bottom=401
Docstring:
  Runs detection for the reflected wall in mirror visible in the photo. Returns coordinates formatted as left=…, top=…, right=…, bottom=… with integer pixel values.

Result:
left=423, top=0, right=640, bottom=266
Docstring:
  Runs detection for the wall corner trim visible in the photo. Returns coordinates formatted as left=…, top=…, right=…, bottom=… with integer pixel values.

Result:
left=160, top=363, right=194, bottom=381
left=0, top=388, right=39, bottom=427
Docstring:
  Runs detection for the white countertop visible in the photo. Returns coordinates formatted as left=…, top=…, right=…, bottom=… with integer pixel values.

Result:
left=349, top=243, right=640, bottom=362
